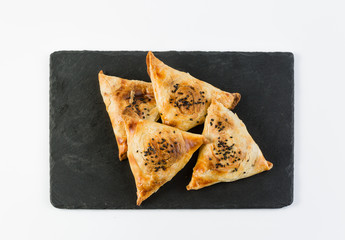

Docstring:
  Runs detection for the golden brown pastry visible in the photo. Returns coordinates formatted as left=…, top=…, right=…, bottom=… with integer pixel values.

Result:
left=187, top=99, right=273, bottom=190
left=98, top=71, right=159, bottom=160
left=146, top=51, right=241, bottom=131
left=125, top=118, right=205, bottom=205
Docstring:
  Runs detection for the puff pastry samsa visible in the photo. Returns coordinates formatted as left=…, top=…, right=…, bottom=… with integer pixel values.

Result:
left=98, top=71, right=159, bottom=160
left=187, top=100, right=273, bottom=190
left=125, top=118, right=205, bottom=205
left=146, top=51, right=241, bottom=131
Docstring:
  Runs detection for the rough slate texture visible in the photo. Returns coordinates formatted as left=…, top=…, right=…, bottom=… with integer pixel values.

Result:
left=50, top=51, right=294, bottom=209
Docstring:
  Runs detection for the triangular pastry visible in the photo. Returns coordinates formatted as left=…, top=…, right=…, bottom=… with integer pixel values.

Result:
left=146, top=51, right=241, bottom=131
left=125, top=118, right=205, bottom=205
left=187, top=99, right=273, bottom=190
left=98, top=71, right=159, bottom=160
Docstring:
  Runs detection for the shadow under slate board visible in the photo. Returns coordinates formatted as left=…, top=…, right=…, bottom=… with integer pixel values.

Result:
left=50, top=51, right=294, bottom=209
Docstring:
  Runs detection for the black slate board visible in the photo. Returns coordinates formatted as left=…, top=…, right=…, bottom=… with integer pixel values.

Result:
left=50, top=51, right=294, bottom=209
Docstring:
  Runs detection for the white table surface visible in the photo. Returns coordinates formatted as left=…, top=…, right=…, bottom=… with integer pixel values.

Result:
left=0, top=0, right=344, bottom=239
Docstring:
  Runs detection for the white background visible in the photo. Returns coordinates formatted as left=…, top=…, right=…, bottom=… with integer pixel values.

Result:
left=0, top=0, right=344, bottom=239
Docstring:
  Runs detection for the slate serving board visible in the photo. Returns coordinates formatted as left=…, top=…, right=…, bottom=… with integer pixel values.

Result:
left=50, top=51, right=294, bottom=209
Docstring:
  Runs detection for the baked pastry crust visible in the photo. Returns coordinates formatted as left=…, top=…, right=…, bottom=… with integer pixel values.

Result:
left=187, top=99, right=273, bottom=190
left=125, top=118, right=205, bottom=205
left=98, top=71, right=159, bottom=160
left=146, top=51, right=241, bottom=131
